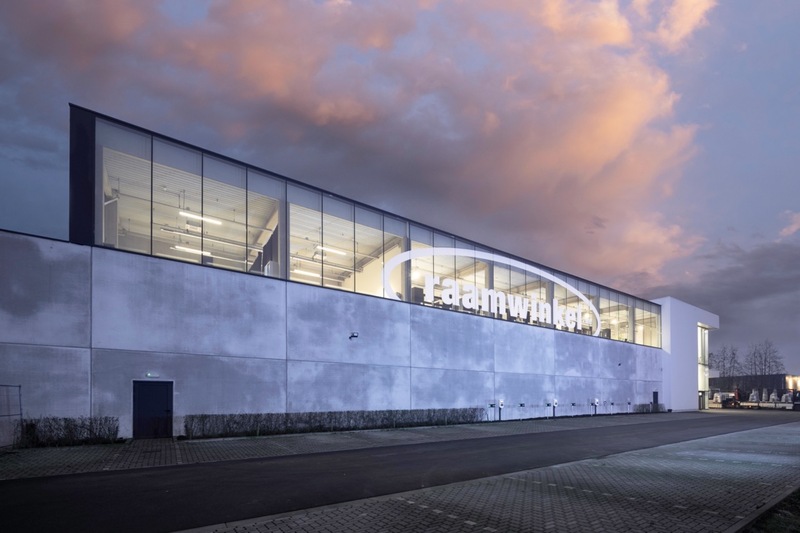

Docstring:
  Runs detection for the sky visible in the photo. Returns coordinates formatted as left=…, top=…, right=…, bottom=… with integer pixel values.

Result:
left=0, top=1, right=798, bottom=371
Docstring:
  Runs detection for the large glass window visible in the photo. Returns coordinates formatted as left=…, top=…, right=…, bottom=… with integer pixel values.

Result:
left=321, top=196, right=354, bottom=290
left=247, top=170, right=283, bottom=277
left=643, top=303, right=660, bottom=347
left=454, top=240, right=476, bottom=313
left=409, top=225, right=432, bottom=304
left=353, top=207, right=384, bottom=296
left=152, top=139, right=202, bottom=264
left=599, top=288, right=612, bottom=338
left=433, top=233, right=456, bottom=309
left=288, top=185, right=322, bottom=285
left=201, top=156, right=247, bottom=271
left=89, top=113, right=661, bottom=348
left=96, top=120, right=152, bottom=253
left=492, top=262, right=511, bottom=319
left=383, top=216, right=407, bottom=300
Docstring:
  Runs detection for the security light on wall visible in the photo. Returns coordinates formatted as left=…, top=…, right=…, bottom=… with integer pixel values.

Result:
left=349, top=332, right=359, bottom=340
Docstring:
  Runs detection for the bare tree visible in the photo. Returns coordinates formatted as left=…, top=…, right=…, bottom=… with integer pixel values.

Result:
left=709, top=345, right=742, bottom=390
left=743, top=339, right=785, bottom=376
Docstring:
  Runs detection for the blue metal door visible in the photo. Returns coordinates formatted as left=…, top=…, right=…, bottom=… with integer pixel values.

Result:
left=133, top=381, right=173, bottom=438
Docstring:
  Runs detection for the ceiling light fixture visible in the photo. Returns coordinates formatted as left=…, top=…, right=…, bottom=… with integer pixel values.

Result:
left=290, top=255, right=360, bottom=273
left=160, top=227, right=262, bottom=251
left=316, top=245, right=347, bottom=256
left=291, top=269, right=344, bottom=284
left=172, top=245, right=211, bottom=256
left=292, top=269, right=321, bottom=278
left=179, top=211, right=222, bottom=225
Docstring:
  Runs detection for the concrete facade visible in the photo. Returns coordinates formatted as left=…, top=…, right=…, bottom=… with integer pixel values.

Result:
left=0, top=229, right=697, bottom=437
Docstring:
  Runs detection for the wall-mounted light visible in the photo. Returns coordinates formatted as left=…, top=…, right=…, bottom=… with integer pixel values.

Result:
left=145, top=372, right=160, bottom=378
left=349, top=332, right=359, bottom=340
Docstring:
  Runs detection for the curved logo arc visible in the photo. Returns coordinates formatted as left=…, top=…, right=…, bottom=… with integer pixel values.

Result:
left=382, top=247, right=601, bottom=336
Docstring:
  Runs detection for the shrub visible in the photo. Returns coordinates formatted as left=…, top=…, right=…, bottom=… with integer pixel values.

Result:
left=183, top=407, right=486, bottom=439
left=633, top=403, right=667, bottom=414
left=14, top=416, right=120, bottom=448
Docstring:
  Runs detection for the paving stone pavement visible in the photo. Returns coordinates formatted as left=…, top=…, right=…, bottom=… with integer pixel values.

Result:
left=0, top=412, right=710, bottom=480
left=184, top=421, right=800, bottom=533
left=2, top=412, right=799, bottom=532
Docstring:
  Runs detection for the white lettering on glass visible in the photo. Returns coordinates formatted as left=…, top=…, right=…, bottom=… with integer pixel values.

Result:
left=382, top=247, right=600, bottom=335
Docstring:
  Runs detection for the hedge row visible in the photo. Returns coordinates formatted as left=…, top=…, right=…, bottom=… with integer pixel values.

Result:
left=184, top=408, right=486, bottom=439
left=633, top=403, right=667, bottom=413
left=15, top=416, right=120, bottom=448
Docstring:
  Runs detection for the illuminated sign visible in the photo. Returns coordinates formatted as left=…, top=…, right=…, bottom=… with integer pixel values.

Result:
left=382, top=247, right=600, bottom=335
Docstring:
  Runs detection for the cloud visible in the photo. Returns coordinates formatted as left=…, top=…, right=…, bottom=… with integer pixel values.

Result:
left=531, top=0, right=633, bottom=47
left=779, top=210, right=800, bottom=238
left=649, top=0, right=717, bottom=53
left=0, top=0, right=718, bottom=291
left=642, top=239, right=800, bottom=371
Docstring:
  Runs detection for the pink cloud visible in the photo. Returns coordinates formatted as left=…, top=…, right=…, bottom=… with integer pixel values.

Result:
left=779, top=211, right=800, bottom=238
left=531, top=0, right=633, bottom=47
left=649, top=0, right=717, bottom=53
left=0, top=0, right=719, bottom=291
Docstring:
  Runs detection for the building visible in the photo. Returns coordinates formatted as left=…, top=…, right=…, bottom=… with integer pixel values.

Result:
left=0, top=105, right=719, bottom=439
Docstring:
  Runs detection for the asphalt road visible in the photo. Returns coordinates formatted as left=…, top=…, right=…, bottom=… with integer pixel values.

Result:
left=1, top=411, right=797, bottom=533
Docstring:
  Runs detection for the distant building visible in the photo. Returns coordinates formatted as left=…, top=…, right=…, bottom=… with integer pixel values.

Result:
left=0, top=105, right=719, bottom=439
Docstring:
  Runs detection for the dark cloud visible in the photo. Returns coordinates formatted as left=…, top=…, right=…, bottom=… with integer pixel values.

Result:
left=642, top=239, right=800, bottom=371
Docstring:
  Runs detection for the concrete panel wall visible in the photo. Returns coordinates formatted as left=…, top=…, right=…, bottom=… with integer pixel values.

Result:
left=634, top=345, right=663, bottom=382
left=554, top=333, right=607, bottom=378
left=92, top=248, right=287, bottom=359
left=0, top=344, right=90, bottom=417
left=410, top=368, right=494, bottom=409
left=0, top=232, right=90, bottom=347
left=410, top=306, right=495, bottom=371
left=493, top=320, right=555, bottom=375
left=92, top=349, right=287, bottom=436
left=286, top=283, right=410, bottom=367
left=494, top=372, right=555, bottom=409
left=287, top=361, right=410, bottom=412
